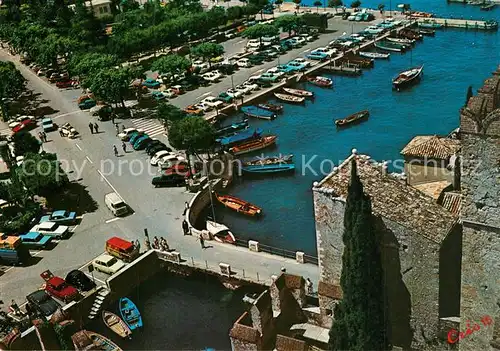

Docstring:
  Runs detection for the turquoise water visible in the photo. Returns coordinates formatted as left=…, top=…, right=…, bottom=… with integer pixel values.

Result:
left=211, top=2, right=500, bottom=256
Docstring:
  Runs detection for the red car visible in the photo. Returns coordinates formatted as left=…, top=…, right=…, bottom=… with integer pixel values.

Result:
left=56, top=80, right=78, bottom=89
left=163, top=163, right=195, bottom=178
left=40, top=270, right=80, bottom=303
left=11, top=117, right=36, bottom=134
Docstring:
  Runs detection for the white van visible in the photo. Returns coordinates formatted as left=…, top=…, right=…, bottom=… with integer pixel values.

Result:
left=105, top=192, right=128, bottom=216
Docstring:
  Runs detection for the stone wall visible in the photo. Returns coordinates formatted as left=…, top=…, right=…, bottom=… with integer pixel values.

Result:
left=404, top=157, right=454, bottom=186
left=186, top=178, right=223, bottom=238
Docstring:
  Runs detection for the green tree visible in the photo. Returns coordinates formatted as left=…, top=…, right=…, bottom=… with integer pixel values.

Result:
left=242, top=23, right=279, bottom=46
left=465, top=85, right=473, bottom=105
left=402, top=3, right=410, bottom=12
left=191, top=42, right=224, bottom=68
left=13, top=131, right=40, bottom=156
left=16, top=152, right=69, bottom=196
left=151, top=54, right=191, bottom=76
left=314, top=0, right=323, bottom=11
left=274, top=14, right=303, bottom=36
left=88, top=67, right=133, bottom=108
left=377, top=3, right=385, bottom=13
left=294, top=0, right=302, bottom=11
left=274, top=0, right=283, bottom=12
left=120, top=0, right=140, bottom=12
left=328, top=160, right=389, bottom=351
left=227, top=6, right=244, bottom=20
left=169, top=116, right=215, bottom=153
left=68, top=53, right=119, bottom=79
left=157, top=102, right=186, bottom=132
left=351, top=0, right=361, bottom=8
left=0, top=61, right=25, bottom=121
left=328, top=0, right=343, bottom=10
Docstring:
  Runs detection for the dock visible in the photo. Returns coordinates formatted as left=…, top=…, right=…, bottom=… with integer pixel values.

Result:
left=416, top=17, right=498, bottom=30
left=322, top=63, right=362, bottom=76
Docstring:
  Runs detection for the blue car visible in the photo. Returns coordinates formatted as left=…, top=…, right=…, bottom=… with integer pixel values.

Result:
left=276, top=64, right=295, bottom=74
left=133, top=135, right=151, bottom=150
left=40, top=210, right=77, bottom=225
left=306, top=51, right=328, bottom=61
left=19, top=232, right=53, bottom=249
left=142, top=78, right=160, bottom=89
left=129, top=132, right=147, bottom=145
left=285, top=61, right=306, bottom=72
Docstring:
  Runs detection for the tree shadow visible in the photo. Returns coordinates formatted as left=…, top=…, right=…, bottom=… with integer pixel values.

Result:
left=8, top=89, right=59, bottom=118
left=44, top=182, right=98, bottom=214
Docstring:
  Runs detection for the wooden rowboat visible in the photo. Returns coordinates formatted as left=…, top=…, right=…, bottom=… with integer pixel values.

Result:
left=335, top=110, right=369, bottom=128
left=257, top=103, right=283, bottom=113
left=274, top=93, right=305, bottom=104
left=102, top=310, right=132, bottom=339
left=243, top=154, right=293, bottom=166
left=119, top=297, right=143, bottom=331
left=215, top=193, right=262, bottom=216
left=282, top=87, right=313, bottom=97
left=359, top=51, right=390, bottom=59
left=72, top=330, right=122, bottom=351
left=306, top=76, right=333, bottom=88
left=229, top=135, right=277, bottom=156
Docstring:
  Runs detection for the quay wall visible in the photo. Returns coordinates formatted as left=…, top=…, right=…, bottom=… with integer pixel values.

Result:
left=186, top=178, right=223, bottom=237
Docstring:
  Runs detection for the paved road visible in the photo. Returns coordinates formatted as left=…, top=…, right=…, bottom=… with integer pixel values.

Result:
left=0, top=49, right=320, bottom=305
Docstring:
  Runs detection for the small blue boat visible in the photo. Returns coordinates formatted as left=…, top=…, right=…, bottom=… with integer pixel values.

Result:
left=215, top=119, right=248, bottom=137
left=119, top=297, right=143, bottom=331
left=241, top=106, right=276, bottom=120
left=217, top=128, right=263, bottom=146
left=242, top=163, right=295, bottom=174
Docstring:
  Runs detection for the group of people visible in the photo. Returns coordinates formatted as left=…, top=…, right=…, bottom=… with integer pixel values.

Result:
left=88, top=122, right=99, bottom=134
left=38, top=131, right=48, bottom=143
left=142, top=233, right=170, bottom=252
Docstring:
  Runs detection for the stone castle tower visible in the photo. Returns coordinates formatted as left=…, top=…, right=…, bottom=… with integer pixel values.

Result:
left=459, top=66, right=500, bottom=350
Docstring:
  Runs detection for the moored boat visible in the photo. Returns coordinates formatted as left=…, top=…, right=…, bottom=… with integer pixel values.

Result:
left=282, top=87, right=314, bottom=97
left=386, top=37, right=415, bottom=45
left=418, top=22, right=442, bottom=29
left=306, top=76, right=333, bottom=88
left=274, top=93, right=305, bottom=104
left=243, top=154, right=293, bottom=167
left=215, top=193, right=262, bottom=216
left=217, top=128, right=263, bottom=146
left=229, top=135, right=277, bottom=156
left=102, top=311, right=132, bottom=339
left=257, top=103, right=283, bottom=113
left=392, top=65, right=424, bottom=91
left=72, top=330, right=122, bottom=351
left=88, top=331, right=122, bottom=351
left=242, top=163, right=295, bottom=174
left=215, top=120, right=248, bottom=137
left=480, top=3, right=495, bottom=10
left=241, top=106, right=276, bottom=120
left=335, top=110, right=370, bottom=128
left=119, top=297, right=143, bottom=331
left=206, top=220, right=236, bottom=244
left=359, top=51, right=390, bottom=59
left=374, top=40, right=406, bottom=52
left=418, top=28, right=435, bottom=36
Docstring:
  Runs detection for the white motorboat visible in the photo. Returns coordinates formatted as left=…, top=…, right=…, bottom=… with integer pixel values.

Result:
left=206, top=220, right=236, bottom=244
left=359, top=52, right=391, bottom=59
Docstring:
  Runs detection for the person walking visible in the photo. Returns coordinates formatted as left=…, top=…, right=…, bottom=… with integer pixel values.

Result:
left=135, top=239, right=141, bottom=253
left=94, top=123, right=99, bottom=134
left=144, top=237, right=151, bottom=250
left=88, top=122, right=94, bottom=134
left=199, top=234, right=205, bottom=249
left=183, top=201, right=189, bottom=215
left=182, top=219, right=189, bottom=235
left=306, top=278, right=313, bottom=294
left=42, top=132, right=47, bottom=142
left=111, top=114, right=115, bottom=124
left=113, top=145, right=118, bottom=157
left=38, top=132, right=44, bottom=143
left=122, top=141, right=127, bottom=153
left=115, top=123, right=119, bottom=136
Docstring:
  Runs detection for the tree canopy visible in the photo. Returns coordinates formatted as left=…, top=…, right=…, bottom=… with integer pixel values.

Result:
left=328, top=160, right=389, bottom=351
left=87, top=67, right=133, bottom=107
left=69, top=53, right=120, bottom=79
left=169, top=116, right=215, bottom=153
left=191, top=43, right=224, bottom=66
left=157, top=102, right=186, bottom=129
left=350, top=0, right=361, bottom=8
left=151, top=54, right=191, bottom=75
left=13, top=131, right=40, bottom=156
left=328, top=0, right=343, bottom=7
left=0, top=61, right=25, bottom=121
left=273, top=15, right=303, bottom=35
left=242, top=23, right=279, bottom=44
left=314, top=0, right=323, bottom=10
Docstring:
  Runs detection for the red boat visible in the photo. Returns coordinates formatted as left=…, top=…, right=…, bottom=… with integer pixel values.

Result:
left=307, top=76, right=333, bottom=88
left=215, top=193, right=262, bottom=216
left=229, top=135, right=277, bottom=156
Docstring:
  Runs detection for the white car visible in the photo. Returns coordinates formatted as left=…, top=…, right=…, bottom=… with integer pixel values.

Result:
left=225, top=30, right=237, bottom=39
left=195, top=102, right=213, bottom=112
left=313, top=47, right=337, bottom=57
left=158, top=154, right=186, bottom=169
left=235, top=84, right=253, bottom=95
left=202, top=70, right=222, bottom=82
left=242, top=80, right=260, bottom=91
left=151, top=150, right=172, bottom=166
left=266, top=67, right=285, bottom=79
left=226, top=88, right=243, bottom=98
left=192, top=60, right=209, bottom=73
left=261, top=35, right=278, bottom=43
left=8, top=115, right=35, bottom=128
left=293, top=58, right=312, bottom=67
left=246, top=39, right=261, bottom=49
left=92, top=254, right=125, bottom=275
left=293, top=36, right=307, bottom=45
left=202, top=96, right=224, bottom=108
left=162, top=88, right=177, bottom=98
left=298, top=33, right=314, bottom=42
left=236, top=58, right=252, bottom=68
left=118, top=128, right=144, bottom=141
left=30, top=222, right=69, bottom=239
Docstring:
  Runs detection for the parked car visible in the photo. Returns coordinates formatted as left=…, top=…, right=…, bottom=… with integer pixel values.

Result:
left=202, top=71, right=222, bottom=82
left=259, top=72, right=281, bottom=82
left=30, top=222, right=69, bottom=240
left=314, top=47, right=337, bottom=57
left=39, top=210, right=77, bottom=225
left=152, top=91, right=166, bottom=101
left=286, top=61, right=307, bottom=72
left=129, top=131, right=148, bottom=145
left=158, top=154, right=186, bottom=169
left=152, top=173, right=186, bottom=187
left=162, top=88, right=177, bottom=98
left=41, top=270, right=79, bottom=303
left=218, top=92, right=234, bottom=103
left=184, top=105, right=204, bottom=116
left=224, top=88, right=242, bottom=99
left=41, top=118, right=55, bottom=132
left=56, top=80, right=78, bottom=89
left=9, top=116, right=36, bottom=132
left=142, top=78, right=160, bottom=89
left=260, top=49, right=279, bottom=59
left=276, top=64, right=295, bottom=75
left=65, top=270, right=96, bottom=292
left=236, top=58, right=252, bottom=68
left=19, top=232, right=52, bottom=249
left=78, top=99, right=96, bottom=110
left=246, top=39, right=261, bottom=50
left=150, top=150, right=172, bottom=166
left=92, top=254, right=125, bottom=275
left=195, top=102, right=213, bottom=113
left=242, top=80, right=260, bottom=91
left=147, top=143, right=170, bottom=156
left=170, top=85, right=185, bottom=95
left=266, top=67, right=285, bottom=79
left=133, top=136, right=152, bottom=150
left=306, top=51, right=329, bottom=60
left=26, top=290, right=61, bottom=317
left=192, top=60, right=210, bottom=74
left=118, top=128, right=144, bottom=141
left=202, top=96, right=224, bottom=109
left=292, top=58, right=312, bottom=67
left=144, top=139, right=163, bottom=152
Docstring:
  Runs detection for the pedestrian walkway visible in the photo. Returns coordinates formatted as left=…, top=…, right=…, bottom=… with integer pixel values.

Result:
left=131, top=117, right=165, bottom=138
left=0, top=128, right=11, bottom=138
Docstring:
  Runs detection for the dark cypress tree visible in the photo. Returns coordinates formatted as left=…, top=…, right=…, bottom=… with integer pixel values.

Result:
left=465, top=85, right=473, bottom=106
left=329, top=160, right=390, bottom=351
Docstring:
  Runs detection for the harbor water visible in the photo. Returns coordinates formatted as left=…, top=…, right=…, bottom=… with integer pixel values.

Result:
left=207, top=2, right=500, bottom=256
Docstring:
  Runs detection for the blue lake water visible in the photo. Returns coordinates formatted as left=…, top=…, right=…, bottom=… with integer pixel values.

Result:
left=210, top=2, right=500, bottom=256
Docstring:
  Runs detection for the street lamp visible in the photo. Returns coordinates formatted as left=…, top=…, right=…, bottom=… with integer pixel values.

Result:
left=231, top=75, right=235, bottom=90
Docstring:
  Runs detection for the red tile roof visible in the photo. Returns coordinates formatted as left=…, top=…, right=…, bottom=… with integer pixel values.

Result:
left=400, top=135, right=461, bottom=160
